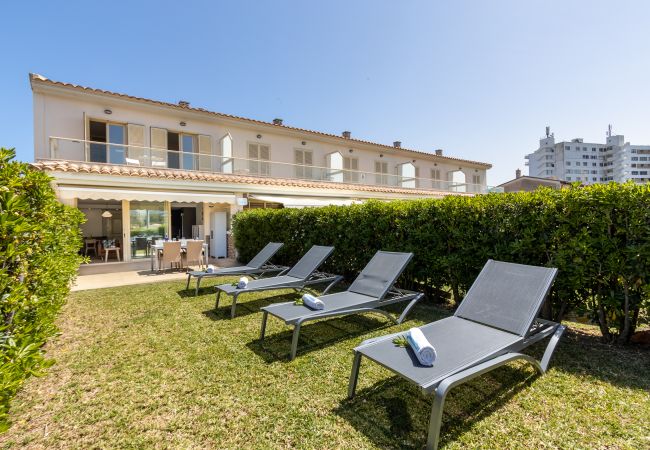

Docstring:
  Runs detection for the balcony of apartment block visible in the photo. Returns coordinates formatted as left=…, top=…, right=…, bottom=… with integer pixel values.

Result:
left=47, top=137, right=493, bottom=194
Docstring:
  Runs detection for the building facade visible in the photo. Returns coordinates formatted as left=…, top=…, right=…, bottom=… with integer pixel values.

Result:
left=525, top=126, right=650, bottom=184
left=30, top=73, right=491, bottom=262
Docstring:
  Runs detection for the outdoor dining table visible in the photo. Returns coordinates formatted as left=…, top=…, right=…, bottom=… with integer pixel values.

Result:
left=150, top=241, right=209, bottom=271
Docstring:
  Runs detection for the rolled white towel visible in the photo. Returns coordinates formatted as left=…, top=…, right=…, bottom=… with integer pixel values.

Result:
left=236, top=277, right=249, bottom=289
left=206, top=264, right=216, bottom=274
left=407, top=327, right=437, bottom=367
left=302, top=293, right=324, bottom=310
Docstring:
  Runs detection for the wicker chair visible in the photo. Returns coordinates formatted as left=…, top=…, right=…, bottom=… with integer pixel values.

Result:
left=159, top=241, right=182, bottom=272
left=183, top=240, right=204, bottom=271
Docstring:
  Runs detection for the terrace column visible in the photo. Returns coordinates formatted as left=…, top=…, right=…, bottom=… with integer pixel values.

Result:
left=121, top=200, right=131, bottom=262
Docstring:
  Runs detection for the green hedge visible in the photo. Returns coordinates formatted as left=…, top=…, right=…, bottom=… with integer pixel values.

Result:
left=0, top=149, right=84, bottom=430
left=233, top=183, right=650, bottom=345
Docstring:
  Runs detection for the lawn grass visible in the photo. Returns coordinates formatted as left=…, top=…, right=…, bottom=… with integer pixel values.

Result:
left=1, top=278, right=649, bottom=449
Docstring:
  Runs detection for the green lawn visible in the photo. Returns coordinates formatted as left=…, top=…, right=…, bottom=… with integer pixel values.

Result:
left=1, top=279, right=649, bottom=449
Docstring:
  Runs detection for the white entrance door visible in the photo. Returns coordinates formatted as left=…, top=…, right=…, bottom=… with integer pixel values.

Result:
left=210, top=211, right=227, bottom=258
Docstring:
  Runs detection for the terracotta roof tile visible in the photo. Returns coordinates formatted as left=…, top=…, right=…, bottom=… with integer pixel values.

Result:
left=29, top=73, right=491, bottom=169
left=32, top=160, right=474, bottom=197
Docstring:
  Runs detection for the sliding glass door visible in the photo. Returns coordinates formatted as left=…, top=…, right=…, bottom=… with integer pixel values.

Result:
left=129, top=201, right=167, bottom=259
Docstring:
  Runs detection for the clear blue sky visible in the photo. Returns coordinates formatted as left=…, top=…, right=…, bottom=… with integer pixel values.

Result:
left=2, top=0, right=650, bottom=185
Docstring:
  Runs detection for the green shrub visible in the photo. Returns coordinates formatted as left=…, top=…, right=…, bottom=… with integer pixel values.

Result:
left=232, top=183, right=650, bottom=344
left=0, top=148, right=85, bottom=430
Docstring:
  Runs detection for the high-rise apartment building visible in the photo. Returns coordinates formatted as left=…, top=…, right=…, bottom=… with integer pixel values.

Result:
left=525, top=126, right=650, bottom=184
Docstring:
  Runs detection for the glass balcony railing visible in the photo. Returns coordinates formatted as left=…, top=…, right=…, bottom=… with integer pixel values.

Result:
left=48, top=136, right=491, bottom=194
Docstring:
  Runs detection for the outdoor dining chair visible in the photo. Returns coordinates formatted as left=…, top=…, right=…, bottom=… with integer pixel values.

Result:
left=159, top=241, right=182, bottom=272
left=183, top=240, right=205, bottom=271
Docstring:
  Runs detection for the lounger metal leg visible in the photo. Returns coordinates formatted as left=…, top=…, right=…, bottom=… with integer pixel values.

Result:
left=395, top=293, right=424, bottom=324
left=260, top=311, right=269, bottom=341
left=540, top=325, right=566, bottom=372
left=321, top=275, right=344, bottom=296
left=348, top=351, right=363, bottom=399
left=195, top=276, right=202, bottom=296
left=424, top=352, right=544, bottom=450
left=290, top=321, right=303, bottom=361
left=215, top=290, right=221, bottom=310
left=186, top=273, right=191, bottom=291
left=230, top=293, right=239, bottom=319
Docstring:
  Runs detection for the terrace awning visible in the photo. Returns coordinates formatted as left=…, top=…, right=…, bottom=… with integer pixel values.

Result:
left=57, top=186, right=236, bottom=204
left=250, top=194, right=360, bottom=208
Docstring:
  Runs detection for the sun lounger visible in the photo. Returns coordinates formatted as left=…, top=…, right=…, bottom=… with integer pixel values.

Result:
left=214, top=245, right=342, bottom=318
left=185, top=242, right=287, bottom=295
left=260, top=251, right=424, bottom=360
left=347, top=259, right=566, bottom=450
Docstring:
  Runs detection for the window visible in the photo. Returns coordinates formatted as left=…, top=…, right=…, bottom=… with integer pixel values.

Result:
left=566, top=161, right=571, bottom=166
left=583, top=162, right=588, bottom=166
left=248, top=143, right=270, bottom=175
left=567, top=176, right=572, bottom=180
left=294, top=149, right=313, bottom=179
left=592, top=147, right=596, bottom=151
left=398, top=163, right=416, bottom=188
left=566, top=169, right=572, bottom=174
left=375, top=161, right=389, bottom=185
left=181, top=134, right=197, bottom=170
left=472, top=174, right=481, bottom=185
left=431, top=168, right=443, bottom=188
left=88, top=120, right=126, bottom=164
left=343, top=156, right=359, bottom=182
left=565, top=146, right=570, bottom=150
left=167, top=132, right=180, bottom=169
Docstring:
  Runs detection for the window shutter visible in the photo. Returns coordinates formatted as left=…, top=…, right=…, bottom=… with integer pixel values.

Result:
left=260, top=145, right=270, bottom=174
left=151, top=127, right=167, bottom=148
left=415, top=166, right=420, bottom=188
left=375, top=161, right=381, bottom=173
left=198, top=135, right=212, bottom=171
left=343, top=157, right=350, bottom=170
left=126, top=124, right=145, bottom=164
left=220, top=134, right=233, bottom=173
left=304, top=151, right=312, bottom=165
left=150, top=127, right=167, bottom=168
left=294, top=149, right=303, bottom=164
left=351, top=158, right=358, bottom=170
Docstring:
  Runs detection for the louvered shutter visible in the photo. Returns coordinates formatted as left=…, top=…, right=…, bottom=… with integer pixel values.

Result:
left=294, top=149, right=304, bottom=178
left=304, top=151, right=313, bottom=179
left=150, top=127, right=167, bottom=168
left=248, top=143, right=259, bottom=174
left=127, top=124, right=145, bottom=165
left=415, top=166, right=420, bottom=188
left=198, top=135, right=212, bottom=171
left=260, top=145, right=270, bottom=175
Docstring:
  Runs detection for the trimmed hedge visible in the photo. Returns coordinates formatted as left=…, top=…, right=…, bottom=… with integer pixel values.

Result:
left=0, top=148, right=84, bottom=430
left=233, top=183, right=650, bottom=345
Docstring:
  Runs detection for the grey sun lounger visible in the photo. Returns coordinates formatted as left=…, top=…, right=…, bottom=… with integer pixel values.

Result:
left=347, top=259, right=566, bottom=450
left=185, top=242, right=287, bottom=295
left=214, top=245, right=342, bottom=318
left=260, top=251, right=424, bottom=360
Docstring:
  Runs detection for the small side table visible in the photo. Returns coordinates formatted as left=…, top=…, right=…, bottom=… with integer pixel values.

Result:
left=104, top=247, right=121, bottom=262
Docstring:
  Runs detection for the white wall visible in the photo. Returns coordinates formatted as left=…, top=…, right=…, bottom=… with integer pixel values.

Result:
left=33, top=86, right=488, bottom=188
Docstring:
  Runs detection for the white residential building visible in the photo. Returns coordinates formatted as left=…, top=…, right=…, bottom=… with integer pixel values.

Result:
left=525, top=126, right=650, bottom=184
left=29, top=74, right=491, bottom=262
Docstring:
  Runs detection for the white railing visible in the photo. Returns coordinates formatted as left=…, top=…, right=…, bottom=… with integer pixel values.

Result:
left=48, top=137, right=491, bottom=194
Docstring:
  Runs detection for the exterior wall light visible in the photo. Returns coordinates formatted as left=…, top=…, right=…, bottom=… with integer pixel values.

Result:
left=257, top=134, right=262, bottom=139
left=104, top=109, right=112, bottom=115
left=180, top=121, right=187, bottom=127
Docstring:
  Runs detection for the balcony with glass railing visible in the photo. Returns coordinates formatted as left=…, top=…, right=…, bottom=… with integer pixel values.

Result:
left=48, top=137, right=494, bottom=194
